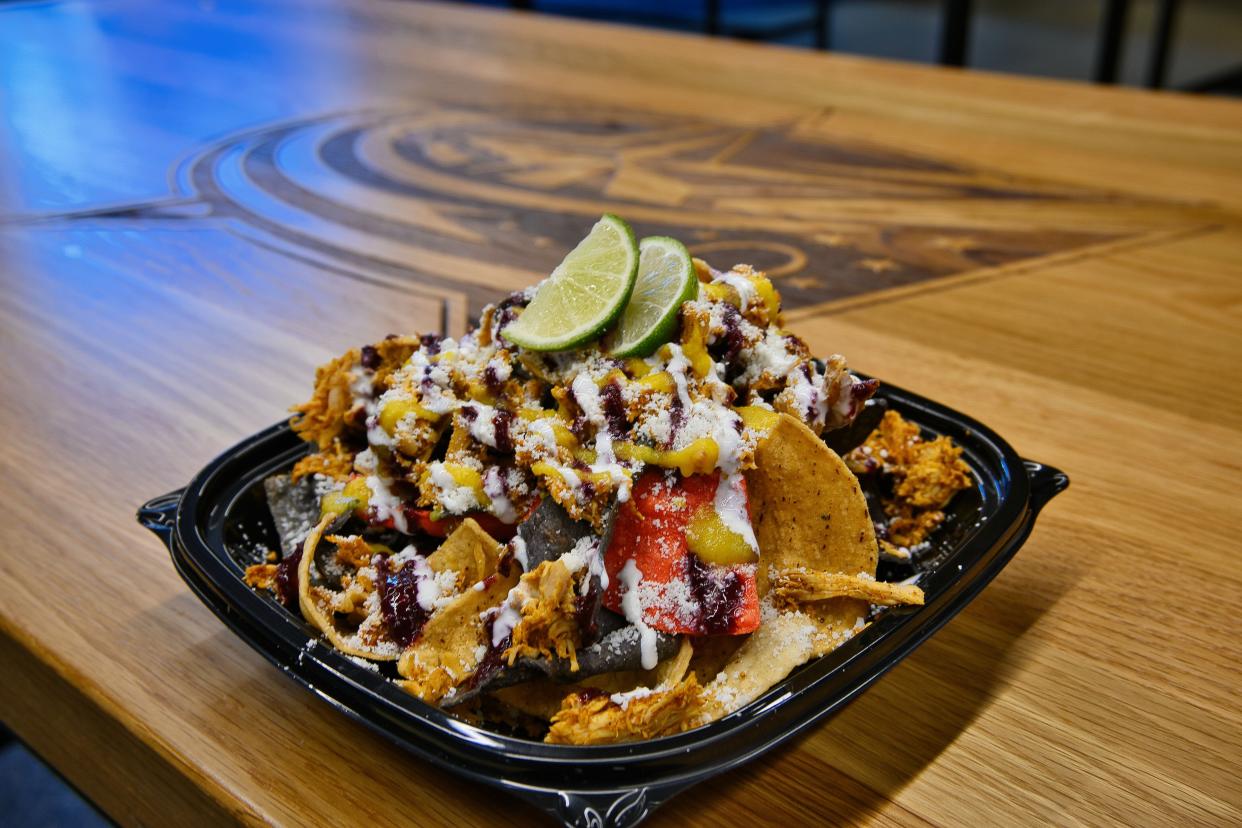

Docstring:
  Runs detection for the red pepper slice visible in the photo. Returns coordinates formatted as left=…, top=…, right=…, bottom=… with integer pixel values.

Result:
left=602, top=469, right=759, bottom=636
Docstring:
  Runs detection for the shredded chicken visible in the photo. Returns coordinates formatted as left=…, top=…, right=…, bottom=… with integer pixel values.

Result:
left=529, top=464, right=612, bottom=528
left=773, top=568, right=924, bottom=609
left=886, top=510, right=947, bottom=550
left=397, top=663, right=459, bottom=705
left=291, top=438, right=355, bottom=483
left=244, top=563, right=279, bottom=591
left=397, top=563, right=520, bottom=704
left=504, top=560, right=582, bottom=671
left=290, top=349, right=361, bottom=451
left=326, top=534, right=377, bottom=569
left=847, top=409, right=972, bottom=558
left=545, top=675, right=707, bottom=745
left=367, top=335, right=421, bottom=391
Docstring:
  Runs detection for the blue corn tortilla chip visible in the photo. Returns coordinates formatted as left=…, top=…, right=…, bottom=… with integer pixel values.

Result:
left=263, top=473, right=322, bottom=557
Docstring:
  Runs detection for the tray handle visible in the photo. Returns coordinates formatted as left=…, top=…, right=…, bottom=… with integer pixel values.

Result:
left=1023, top=460, right=1069, bottom=514
left=137, top=488, right=185, bottom=549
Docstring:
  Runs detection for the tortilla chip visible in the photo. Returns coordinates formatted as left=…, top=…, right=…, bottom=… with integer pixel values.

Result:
left=773, top=569, right=924, bottom=608
left=746, top=414, right=879, bottom=593
left=263, top=473, right=321, bottom=557
left=687, top=633, right=746, bottom=685
left=653, top=637, right=694, bottom=688
left=518, top=497, right=617, bottom=573
left=745, top=413, right=876, bottom=639
left=571, top=634, right=693, bottom=700
left=426, top=517, right=503, bottom=585
left=397, top=568, right=520, bottom=704
left=489, top=680, right=577, bottom=722
left=701, top=413, right=880, bottom=717
left=297, top=516, right=401, bottom=661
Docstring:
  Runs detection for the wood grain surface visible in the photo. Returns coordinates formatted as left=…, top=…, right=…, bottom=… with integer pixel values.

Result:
left=1, top=0, right=1240, bottom=825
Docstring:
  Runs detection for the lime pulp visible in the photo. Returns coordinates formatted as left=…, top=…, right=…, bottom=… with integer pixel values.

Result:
left=605, top=235, right=697, bottom=358
left=502, top=214, right=639, bottom=352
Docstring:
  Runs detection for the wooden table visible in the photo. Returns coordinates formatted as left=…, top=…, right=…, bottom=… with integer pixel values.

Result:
left=1, top=1, right=1239, bottom=824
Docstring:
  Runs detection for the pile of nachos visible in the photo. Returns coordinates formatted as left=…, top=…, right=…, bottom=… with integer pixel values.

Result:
left=244, top=215, right=972, bottom=744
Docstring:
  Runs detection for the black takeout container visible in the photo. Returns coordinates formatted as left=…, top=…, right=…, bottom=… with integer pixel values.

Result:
left=139, top=381, right=1066, bottom=827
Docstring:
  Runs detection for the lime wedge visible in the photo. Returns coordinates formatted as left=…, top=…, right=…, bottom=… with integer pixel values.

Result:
left=604, top=235, right=697, bottom=358
left=503, top=214, right=639, bottom=352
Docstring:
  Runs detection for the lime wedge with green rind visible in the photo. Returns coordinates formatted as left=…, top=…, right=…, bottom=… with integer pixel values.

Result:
left=503, top=214, right=639, bottom=352
left=604, top=235, right=697, bottom=358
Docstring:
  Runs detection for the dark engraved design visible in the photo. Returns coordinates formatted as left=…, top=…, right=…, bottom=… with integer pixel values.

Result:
left=12, top=104, right=1145, bottom=328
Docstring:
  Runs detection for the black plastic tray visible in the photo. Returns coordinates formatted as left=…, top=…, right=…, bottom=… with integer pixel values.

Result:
left=138, top=381, right=1066, bottom=827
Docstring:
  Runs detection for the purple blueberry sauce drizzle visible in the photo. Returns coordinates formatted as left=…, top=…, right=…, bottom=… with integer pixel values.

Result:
left=685, top=552, right=746, bottom=636
left=375, top=554, right=433, bottom=649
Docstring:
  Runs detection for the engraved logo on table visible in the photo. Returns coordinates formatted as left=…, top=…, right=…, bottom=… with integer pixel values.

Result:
left=182, top=105, right=1123, bottom=316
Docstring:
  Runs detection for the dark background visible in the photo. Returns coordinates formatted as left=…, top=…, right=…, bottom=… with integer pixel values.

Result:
left=466, top=0, right=1242, bottom=93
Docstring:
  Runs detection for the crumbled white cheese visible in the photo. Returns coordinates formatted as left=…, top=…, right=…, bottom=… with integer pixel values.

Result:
left=465, top=403, right=499, bottom=448
left=609, top=686, right=656, bottom=710
left=427, top=462, right=482, bottom=514
left=736, top=329, right=799, bottom=387
left=523, top=417, right=559, bottom=455
left=354, top=448, right=378, bottom=474
left=485, top=356, right=511, bottom=384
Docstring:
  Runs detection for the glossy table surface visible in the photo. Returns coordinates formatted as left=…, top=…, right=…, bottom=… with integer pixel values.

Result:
left=1, top=0, right=1240, bottom=825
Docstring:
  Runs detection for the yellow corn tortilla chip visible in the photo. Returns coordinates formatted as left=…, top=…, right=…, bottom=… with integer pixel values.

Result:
left=746, top=413, right=876, bottom=647
left=397, top=567, right=520, bottom=704
left=297, top=515, right=400, bottom=661
left=298, top=518, right=507, bottom=666
left=653, top=637, right=694, bottom=688
left=702, top=413, right=879, bottom=716
left=687, top=633, right=746, bottom=683
left=703, top=610, right=819, bottom=717
left=426, top=517, right=504, bottom=585
left=747, top=413, right=879, bottom=592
